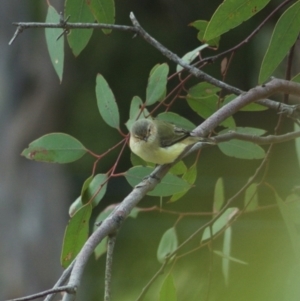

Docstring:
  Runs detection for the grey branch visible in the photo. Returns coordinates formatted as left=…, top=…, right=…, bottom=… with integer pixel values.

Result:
left=9, top=14, right=300, bottom=122
left=43, top=260, right=76, bottom=301
left=9, top=22, right=136, bottom=45
left=215, top=130, right=300, bottom=145
left=61, top=163, right=172, bottom=301
left=104, top=235, right=117, bottom=301
left=192, top=78, right=300, bottom=137
left=5, top=286, right=76, bottom=301
left=10, top=11, right=300, bottom=301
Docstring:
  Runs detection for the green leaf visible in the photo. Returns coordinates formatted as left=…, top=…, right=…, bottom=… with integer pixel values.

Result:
left=202, top=207, right=238, bottom=241
left=87, top=0, right=115, bottom=34
left=187, top=95, right=218, bottom=118
left=96, top=74, right=120, bottom=129
left=157, top=227, right=178, bottom=263
left=65, top=0, right=94, bottom=56
left=146, top=63, right=169, bottom=105
left=292, top=73, right=300, bottom=83
left=176, top=45, right=209, bottom=72
left=159, top=274, right=177, bottom=301
left=190, top=20, right=220, bottom=47
left=294, top=123, right=300, bottom=166
left=204, top=0, right=270, bottom=41
left=218, top=127, right=266, bottom=159
left=128, top=207, right=142, bottom=219
left=218, top=140, right=265, bottom=159
left=188, top=82, right=221, bottom=98
left=169, top=161, right=187, bottom=176
left=187, top=95, right=236, bottom=128
left=274, top=192, right=300, bottom=264
left=285, top=194, right=300, bottom=224
left=214, top=178, right=225, bottom=212
left=222, top=226, right=232, bottom=286
left=169, top=163, right=197, bottom=202
left=223, top=94, right=267, bottom=111
left=45, top=5, right=64, bottom=82
left=61, top=204, right=92, bottom=268
left=130, top=152, right=149, bottom=167
left=244, top=183, right=258, bottom=211
left=69, top=174, right=108, bottom=215
left=81, top=176, right=93, bottom=199
left=156, top=112, right=196, bottom=131
left=93, top=206, right=114, bottom=259
left=82, top=174, right=108, bottom=205
left=21, top=133, right=87, bottom=163
left=69, top=196, right=83, bottom=217
left=259, top=1, right=300, bottom=83
left=213, top=250, right=248, bottom=265
left=93, top=205, right=141, bottom=259
left=125, top=166, right=190, bottom=197
left=125, top=96, right=150, bottom=131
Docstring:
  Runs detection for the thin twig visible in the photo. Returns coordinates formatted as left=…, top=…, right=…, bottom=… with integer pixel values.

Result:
left=44, top=260, right=75, bottom=301
left=200, top=0, right=294, bottom=64
left=11, top=21, right=137, bottom=31
left=214, top=129, right=300, bottom=145
left=135, top=261, right=169, bottom=301
left=5, top=286, right=76, bottom=301
left=129, top=12, right=242, bottom=95
left=8, top=26, right=23, bottom=45
left=104, top=235, right=117, bottom=301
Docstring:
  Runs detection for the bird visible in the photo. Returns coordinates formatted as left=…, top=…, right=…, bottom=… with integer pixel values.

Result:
left=129, top=119, right=215, bottom=165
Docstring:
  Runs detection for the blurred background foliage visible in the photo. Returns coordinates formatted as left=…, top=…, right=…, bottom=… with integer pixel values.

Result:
left=1, top=0, right=300, bottom=300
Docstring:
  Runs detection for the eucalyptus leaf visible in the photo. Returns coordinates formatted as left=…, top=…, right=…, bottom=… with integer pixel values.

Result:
left=157, top=228, right=178, bottom=263
left=61, top=204, right=92, bottom=268
left=65, top=0, right=94, bottom=56
left=156, top=112, right=196, bottom=131
left=176, top=45, right=209, bottom=72
left=259, top=1, right=300, bottom=83
left=146, top=64, right=169, bottom=105
left=125, top=166, right=190, bottom=197
left=214, top=178, right=225, bottom=212
left=21, top=133, right=87, bottom=163
left=202, top=207, right=238, bottom=241
left=159, top=274, right=177, bottom=301
left=204, top=0, right=270, bottom=41
left=96, top=74, right=120, bottom=129
left=190, top=20, right=220, bottom=47
left=45, top=5, right=64, bottom=82
left=86, top=0, right=115, bottom=34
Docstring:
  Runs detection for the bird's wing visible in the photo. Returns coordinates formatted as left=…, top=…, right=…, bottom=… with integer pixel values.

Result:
left=155, top=120, right=190, bottom=147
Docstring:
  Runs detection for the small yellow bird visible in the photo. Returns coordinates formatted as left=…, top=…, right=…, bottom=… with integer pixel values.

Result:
left=129, top=119, right=215, bottom=165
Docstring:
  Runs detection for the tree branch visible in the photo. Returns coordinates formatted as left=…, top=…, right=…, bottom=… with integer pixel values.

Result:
left=215, top=130, right=300, bottom=145
left=104, top=235, right=117, bottom=301
left=9, top=22, right=136, bottom=45
left=200, top=0, right=293, bottom=64
left=5, top=286, right=76, bottom=301
left=43, top=260, right=75, bottom=301
left=9, top=11, right=300, bottom=301
left=192, top=78, right=300, bottom=137
left=10, top=13, right=300, bottom=120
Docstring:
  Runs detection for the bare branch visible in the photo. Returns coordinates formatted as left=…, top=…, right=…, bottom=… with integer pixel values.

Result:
left=104, top=235, right=117, bottom=301
left=61, top=164, right=171, bottom=301
left=200, top=0, right=294, bottom=64
left=215, top=130, right=300, bottom=145
left=44, top=260, right=75, bottom=301
left=10, top=13, right=300, bottom=121
left=5, top=286, right=76, bottom=301
left=129, top=12, right=242, bottom=95
left=9, top=22, right=137, bottom=45
left=193, top=78, right=300, bottom=137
